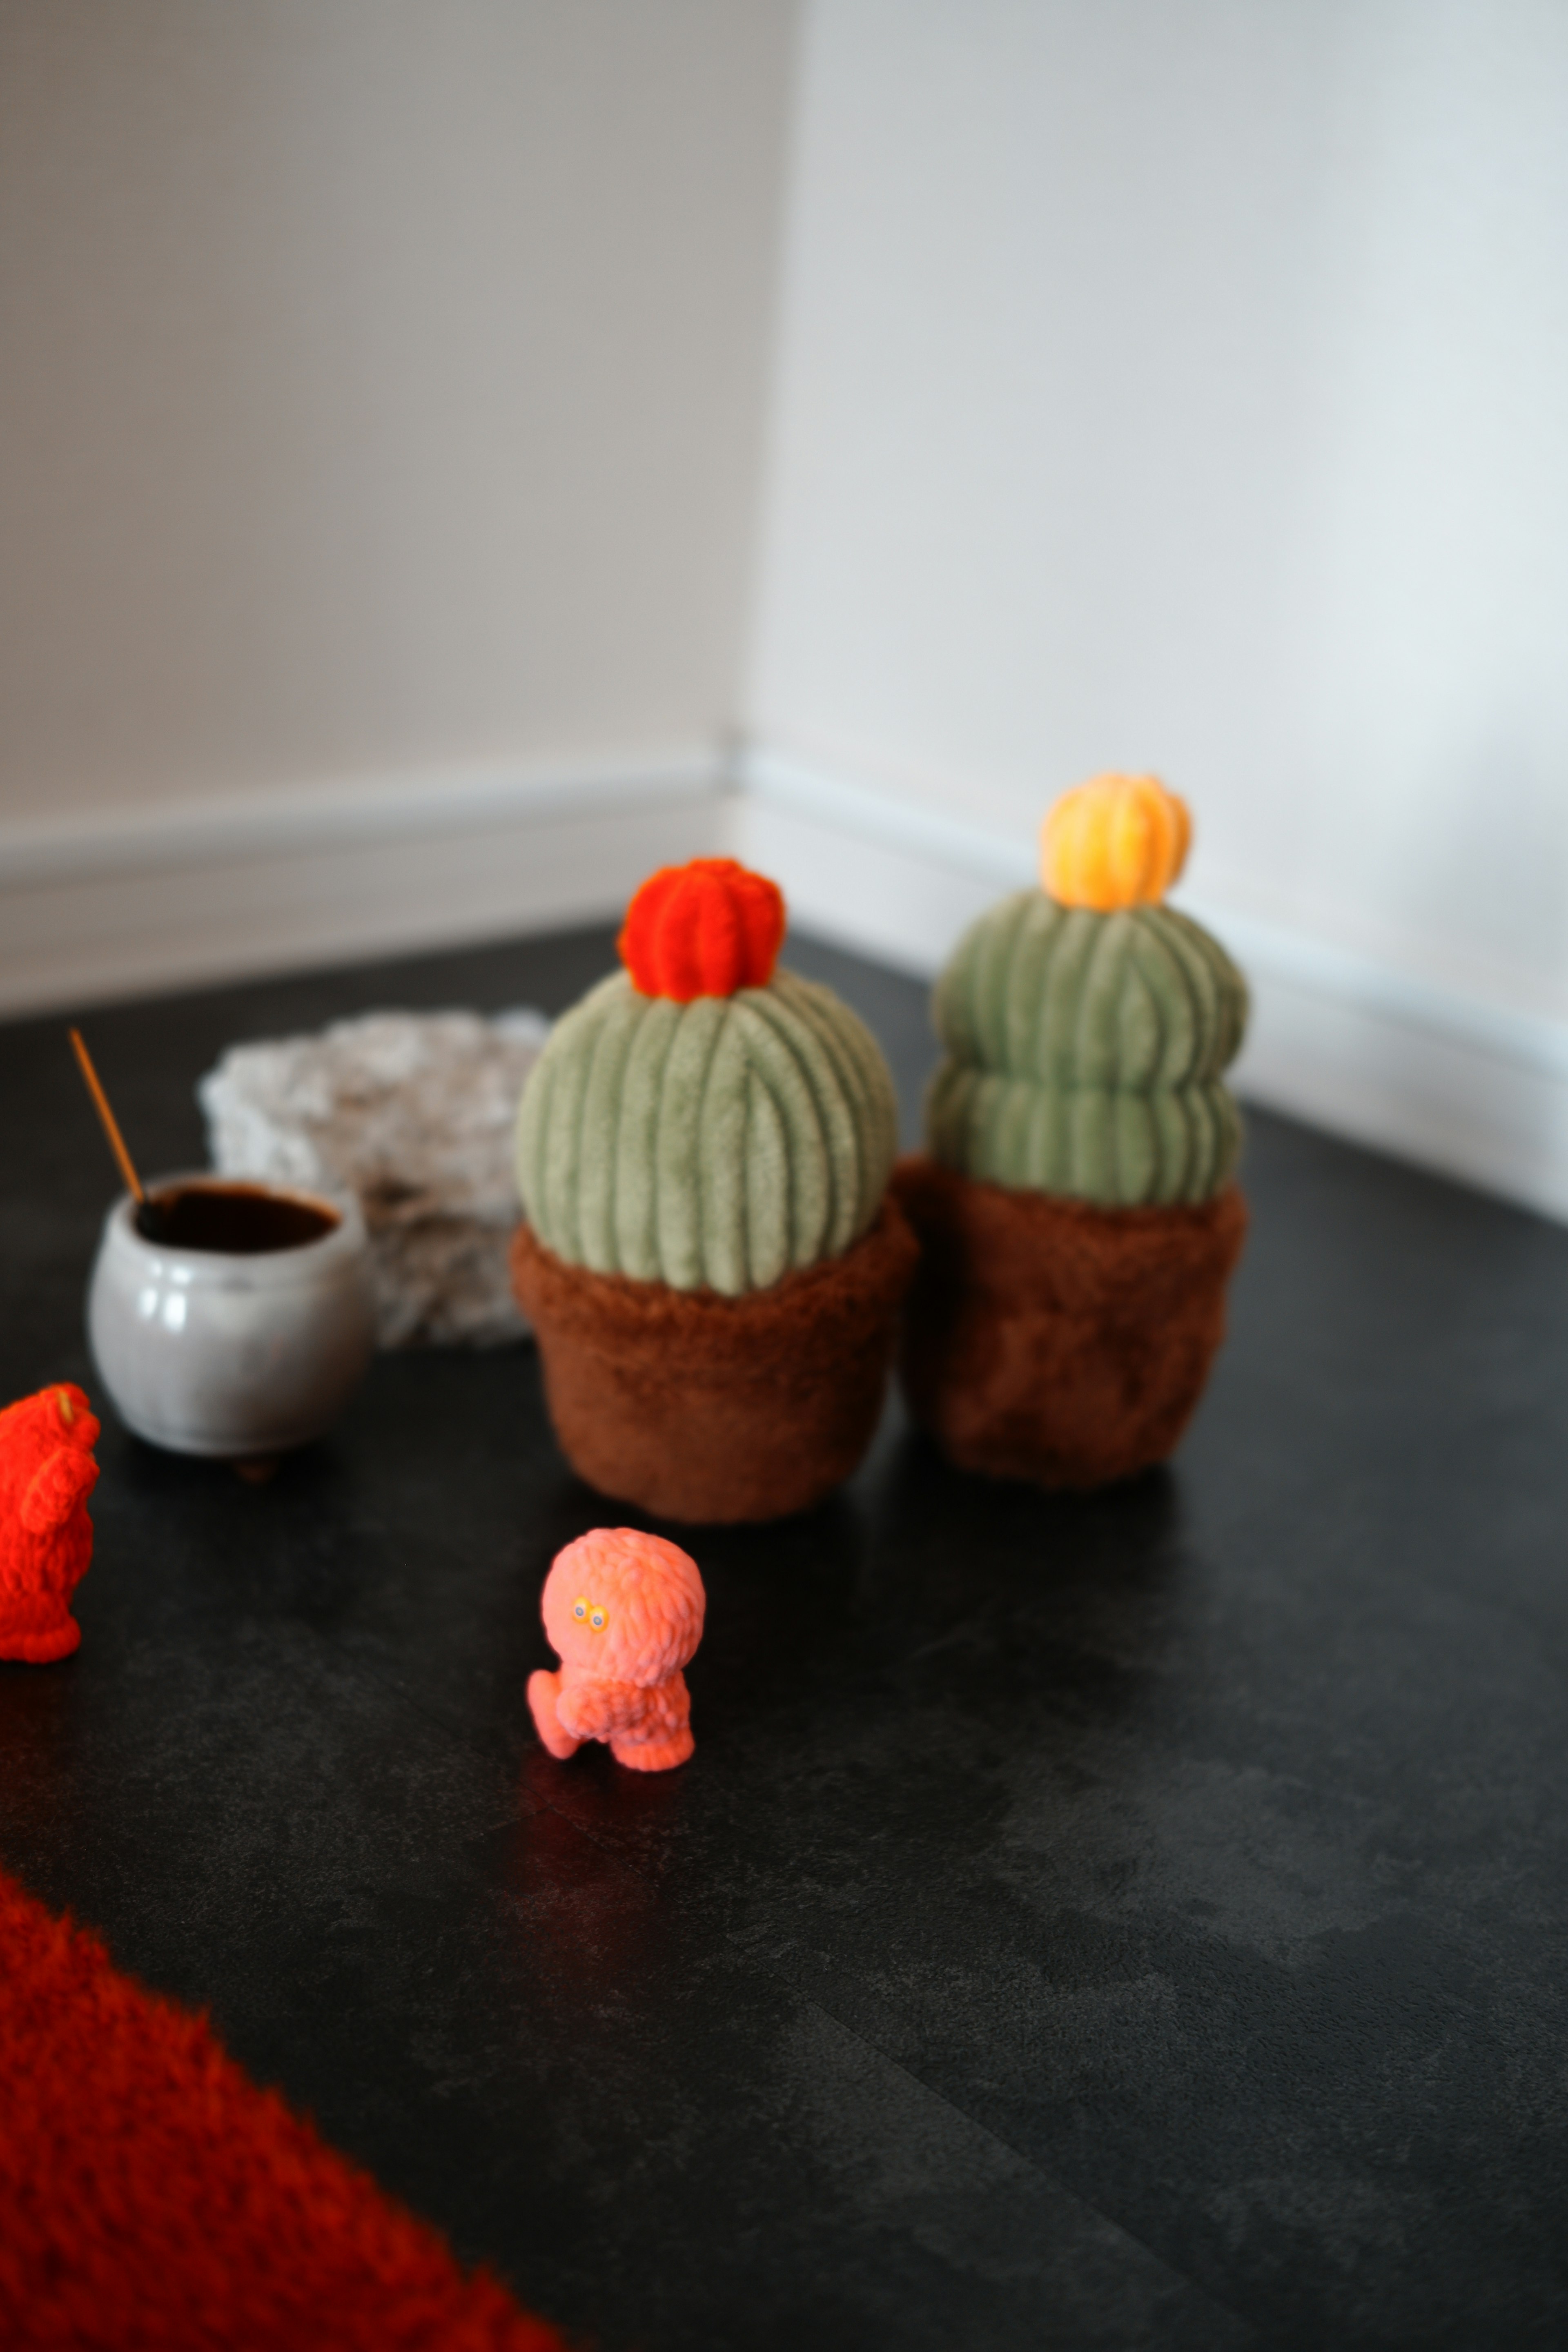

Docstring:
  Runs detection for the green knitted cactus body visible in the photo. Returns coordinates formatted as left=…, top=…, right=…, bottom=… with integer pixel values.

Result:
left=927, top=1059, right=1243, bottom=1205
left=516, top=967, right=899, bottom=1296
left=928, top=891, right=1248, bottom=1207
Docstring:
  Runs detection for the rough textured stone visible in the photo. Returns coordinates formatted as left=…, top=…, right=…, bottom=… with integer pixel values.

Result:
left=199, top=1010, right=548, bottom=1346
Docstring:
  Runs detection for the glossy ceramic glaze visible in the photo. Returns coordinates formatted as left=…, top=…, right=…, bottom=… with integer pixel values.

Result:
left=87, top=1172, right=377, bottom=1457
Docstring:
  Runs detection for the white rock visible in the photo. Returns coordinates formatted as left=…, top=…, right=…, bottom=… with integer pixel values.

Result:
left=198, top=1008, right=549, bottom=1347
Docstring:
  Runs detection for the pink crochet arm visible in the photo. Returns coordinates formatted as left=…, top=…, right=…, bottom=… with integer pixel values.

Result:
left=555, top=1675, right=642, bottom=1744
left=526, top=1670, right=579, bottom=1760
left=643, top=1671, right=690, bottom=1741
left=608, top=1671, right=692, bottom=1772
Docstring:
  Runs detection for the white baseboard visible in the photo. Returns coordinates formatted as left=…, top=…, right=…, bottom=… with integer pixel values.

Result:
left=0, top=754, right=727, bottom=1016
left=10, top=733, right=1568, bottom=1223
left=738, top=742, right=1568, bottom=1225
left=734, top=748, right=1026, bottom=976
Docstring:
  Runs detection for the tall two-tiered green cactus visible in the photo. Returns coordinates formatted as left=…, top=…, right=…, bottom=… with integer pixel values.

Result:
left=927, top=777, right=1248, bottom=1207
left=516, top=862, right=899, bottom=1295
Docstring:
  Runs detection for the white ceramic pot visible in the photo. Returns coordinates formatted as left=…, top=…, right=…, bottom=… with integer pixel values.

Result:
left=87, top=1173, right=378, bottom=1459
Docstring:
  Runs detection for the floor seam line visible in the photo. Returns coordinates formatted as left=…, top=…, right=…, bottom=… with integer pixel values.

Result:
left=506, top=1784, right=1260, bottom=2341
left=775, top=1976, right=1260, bottom=2343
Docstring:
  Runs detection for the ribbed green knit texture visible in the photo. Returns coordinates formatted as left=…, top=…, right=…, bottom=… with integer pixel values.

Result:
left=927, top=892, right=1248, bottom=1206
left=516, top=967, right=900, bottom=1295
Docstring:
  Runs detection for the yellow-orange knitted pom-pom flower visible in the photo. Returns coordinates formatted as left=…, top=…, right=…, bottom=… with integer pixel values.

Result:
left=1040, top=774, right=1191, bottom=911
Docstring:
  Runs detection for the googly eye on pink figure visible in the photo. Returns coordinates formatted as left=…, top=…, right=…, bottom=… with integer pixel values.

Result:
left=527, top=1528, right=706, bottom=1773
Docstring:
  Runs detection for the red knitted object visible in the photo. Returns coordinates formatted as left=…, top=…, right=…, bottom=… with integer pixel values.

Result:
left=0, top=1866, right=568, bottom=2352
left=0, top=1385, right=100, bottom=1663
left=619, top=857, right=785, bottom=1000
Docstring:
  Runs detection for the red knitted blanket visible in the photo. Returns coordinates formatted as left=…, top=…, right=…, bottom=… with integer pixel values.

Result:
left=0, top=1866, right=566, bottom=2351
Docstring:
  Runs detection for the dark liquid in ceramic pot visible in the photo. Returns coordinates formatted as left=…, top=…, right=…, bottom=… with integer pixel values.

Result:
left=138, top=1184, right=339, bottom=1254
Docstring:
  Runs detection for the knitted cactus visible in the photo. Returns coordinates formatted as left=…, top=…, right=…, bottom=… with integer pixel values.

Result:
left=516, top=861, right=899, bottom=1295
left=927, top=779, right=1248, bottom=1207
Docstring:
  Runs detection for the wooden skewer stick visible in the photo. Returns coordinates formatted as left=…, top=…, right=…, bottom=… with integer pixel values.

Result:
left=68, top=1027, right=146, bottom=1205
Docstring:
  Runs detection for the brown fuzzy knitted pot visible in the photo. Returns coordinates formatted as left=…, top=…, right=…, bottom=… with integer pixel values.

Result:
left=510, top=1199, right=919, bottom=1524
left=893, top=1155, right=1247, bottom=1490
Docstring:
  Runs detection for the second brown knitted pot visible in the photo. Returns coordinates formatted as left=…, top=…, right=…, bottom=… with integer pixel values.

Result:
left=510, top=1199, right=919, bottom=1524
left=893, top=1155, right=1247, bottom=1490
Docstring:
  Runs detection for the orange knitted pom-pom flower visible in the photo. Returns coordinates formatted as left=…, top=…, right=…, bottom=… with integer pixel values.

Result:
left=1040, top=774, right=1191, bottom=911
left=619, top=858, right=786, bottom=1001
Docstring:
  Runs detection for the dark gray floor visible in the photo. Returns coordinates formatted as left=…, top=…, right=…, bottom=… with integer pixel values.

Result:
left=2, top=922, right=1566, bottom=2351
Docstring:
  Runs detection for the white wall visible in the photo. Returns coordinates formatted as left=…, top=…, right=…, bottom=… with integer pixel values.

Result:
left=0, top=0, right=794, bottom=1002
left=7, top=0, right=1568, bottom=1218
left=744, top=0, right=1568, bottom=1214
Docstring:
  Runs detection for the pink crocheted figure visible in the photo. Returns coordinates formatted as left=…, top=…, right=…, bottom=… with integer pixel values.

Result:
left=527, top=1528, right=706, bottom=1773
